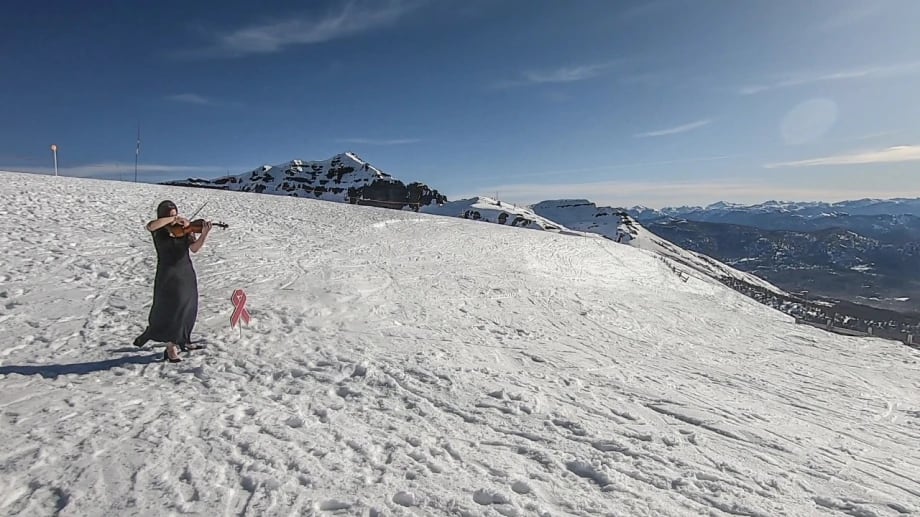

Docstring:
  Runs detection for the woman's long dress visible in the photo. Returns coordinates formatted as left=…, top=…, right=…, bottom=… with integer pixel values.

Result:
left=145, top=228, right=198, bottom=346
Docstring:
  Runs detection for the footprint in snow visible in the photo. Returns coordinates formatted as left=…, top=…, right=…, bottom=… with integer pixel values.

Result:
left=511, top=480, right=532, bottom=494
left=488, top=389, right=506, bottom=399
left=285, top=416, right=305, bottom=428
left=473, top=488, right=512, bottom=505
left=317, top=499, right=352, bottom=511
left=392, top=491, right=420, bottom=507
left=550, top=418, right=588, bottom=437
left=566, top=460, right=613, bottom=489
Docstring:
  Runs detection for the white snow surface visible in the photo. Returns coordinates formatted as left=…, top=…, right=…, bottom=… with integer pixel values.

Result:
left=1, top=172, right=920, bottom=516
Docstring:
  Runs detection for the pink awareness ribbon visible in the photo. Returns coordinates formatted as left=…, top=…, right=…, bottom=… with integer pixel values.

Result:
left=231, top=289, right=251, bottom=328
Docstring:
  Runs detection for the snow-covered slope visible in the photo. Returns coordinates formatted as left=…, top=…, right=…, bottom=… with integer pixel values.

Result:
left=532, top=199, right=787, bottom=295
left=163, top=152, right=446, bottom=211
left=421, top=197, right=569, bottom=232
left=1, top=172, right=919, bottom=516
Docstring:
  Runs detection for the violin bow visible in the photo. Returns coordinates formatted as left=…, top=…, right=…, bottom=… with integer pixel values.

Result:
left=188, top=201, right=208, bottom=219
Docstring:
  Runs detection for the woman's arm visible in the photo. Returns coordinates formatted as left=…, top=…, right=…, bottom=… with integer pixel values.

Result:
left=146, top=215, right=190, bottom=232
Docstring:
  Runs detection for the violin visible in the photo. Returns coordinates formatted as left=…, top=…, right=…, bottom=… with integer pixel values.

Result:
left=168, top=218, right=229, bottom=238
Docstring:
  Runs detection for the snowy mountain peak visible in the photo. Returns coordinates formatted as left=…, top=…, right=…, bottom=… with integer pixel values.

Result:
left=336, top=151, right=390, bottom=179
left=163, top=152, right=444, bottom=211
left=705, top=201, right=741, bottom=210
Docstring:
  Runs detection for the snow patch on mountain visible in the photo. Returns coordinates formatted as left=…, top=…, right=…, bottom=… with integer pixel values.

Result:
left=421, top=197, right=570, bottom=232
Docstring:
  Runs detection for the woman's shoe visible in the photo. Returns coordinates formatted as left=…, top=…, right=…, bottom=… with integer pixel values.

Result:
left=163, top=345, right=181, bottom=363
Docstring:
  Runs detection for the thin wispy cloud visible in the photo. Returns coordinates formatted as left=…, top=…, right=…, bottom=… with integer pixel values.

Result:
left=166, top=93, right=213, bottom=105
left=617, top=0, right=671, bottom=22
left=493, top=62, right=616, bottom=89
left=524, top=64, right=611, bottom=84
left=818, top=5, right=881, bottom=31
left=336, top=138, right=421, bottom=146
left=764, top=145, right=920, bottom=168
left=740, top=61, right=920, bottom=95
left=634, top=119, right=711, bottom=138
left=2, top=162, right=227, bottom=179
left=175, top=1, right=419, bottom=59
left=165, top=93, right=244, bottom=109
left=839, top=130, right=901, bottom=143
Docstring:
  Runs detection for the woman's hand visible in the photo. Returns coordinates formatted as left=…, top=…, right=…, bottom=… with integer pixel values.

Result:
left=189, top=220, right=212, bottom=254
left=175, top=216, right=191, bottom=227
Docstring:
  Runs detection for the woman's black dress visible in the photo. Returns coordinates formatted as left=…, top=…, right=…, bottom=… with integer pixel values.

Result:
left=144, top=228, right=198, bottom=346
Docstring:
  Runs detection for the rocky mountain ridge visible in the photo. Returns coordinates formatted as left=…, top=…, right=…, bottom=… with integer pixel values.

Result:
left=162, top=152, right=446, bottom=211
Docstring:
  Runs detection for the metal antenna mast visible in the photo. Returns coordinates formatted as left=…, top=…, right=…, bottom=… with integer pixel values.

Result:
left=134, top=124, right=140, bottom=182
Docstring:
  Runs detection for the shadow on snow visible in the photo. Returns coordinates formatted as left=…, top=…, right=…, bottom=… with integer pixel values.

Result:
left=0, top=353, right=163, bottom=378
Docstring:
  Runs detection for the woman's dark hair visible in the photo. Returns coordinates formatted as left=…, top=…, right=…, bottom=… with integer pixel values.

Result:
left=156, top=200, right=178, bottom=219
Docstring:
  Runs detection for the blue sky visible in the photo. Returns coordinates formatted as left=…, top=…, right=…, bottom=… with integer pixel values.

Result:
left=2, top=0, right=920, bottom=208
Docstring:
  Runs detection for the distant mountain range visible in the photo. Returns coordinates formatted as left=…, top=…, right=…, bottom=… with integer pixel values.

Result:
left=627, top=200, right=920, bottom=313
left=629, top=198, right=920, bottom=222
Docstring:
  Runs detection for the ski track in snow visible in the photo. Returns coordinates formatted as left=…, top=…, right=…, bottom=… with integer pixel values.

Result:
left=1, top=172, right=919, bottom=516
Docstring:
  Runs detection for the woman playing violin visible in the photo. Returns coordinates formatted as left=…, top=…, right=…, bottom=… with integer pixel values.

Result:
left=133, top=200, right=213, bottom=362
